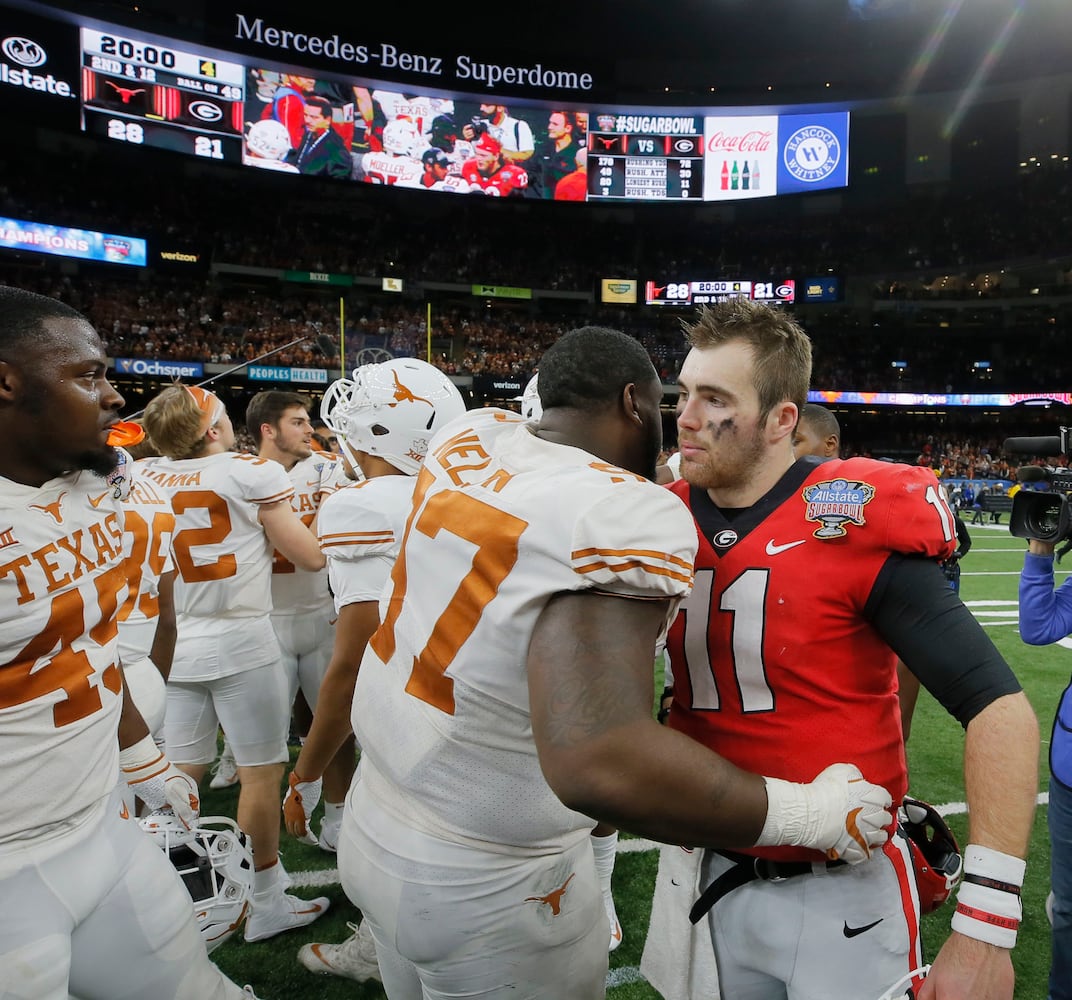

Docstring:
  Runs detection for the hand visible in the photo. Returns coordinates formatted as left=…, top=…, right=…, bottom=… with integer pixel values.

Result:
left=283, top=770, right=322, bottom=844
left=119, top=736, right=200, bottom=830
left=758, top=763, right=893, bottom=863
left=808, top=763, right=893, bottom=863
left=917, top=932, right=1014, bottom=1000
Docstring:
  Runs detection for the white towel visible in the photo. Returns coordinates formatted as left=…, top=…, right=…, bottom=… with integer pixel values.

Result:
left=639, top=845, right=721, bottom=999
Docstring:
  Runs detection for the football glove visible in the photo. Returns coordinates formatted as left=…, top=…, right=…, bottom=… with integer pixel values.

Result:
left=283, top=770, right=322, bottom=845
left=119, top=734, right=199, bottom=830
left=757, top=762, right=893, bottom=864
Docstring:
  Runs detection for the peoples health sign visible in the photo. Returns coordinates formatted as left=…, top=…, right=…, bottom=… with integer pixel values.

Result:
left=248, top=366, right=329, bottom=384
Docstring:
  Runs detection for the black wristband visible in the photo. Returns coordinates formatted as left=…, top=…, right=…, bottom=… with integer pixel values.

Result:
left=962, top=872, right=1022, bottom=896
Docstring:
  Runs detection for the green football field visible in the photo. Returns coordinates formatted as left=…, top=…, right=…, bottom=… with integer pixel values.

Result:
left=207, top=522, right=1065, bottom=999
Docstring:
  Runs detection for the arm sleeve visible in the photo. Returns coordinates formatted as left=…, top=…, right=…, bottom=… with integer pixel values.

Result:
left=865, top=554, right=1022, bottom=727
left=1018, top=550, right=1072, bottom=645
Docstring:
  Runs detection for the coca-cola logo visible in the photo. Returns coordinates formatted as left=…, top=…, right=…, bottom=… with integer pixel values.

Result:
left=707, top=130, right=772, bottom=153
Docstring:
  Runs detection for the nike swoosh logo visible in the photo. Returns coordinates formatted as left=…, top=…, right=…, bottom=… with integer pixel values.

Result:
left=306, top=479, right=319, bottom=486
left=89, top=492, right=110, bottom=508
left=765, top=539, right=806, bottom=556
left=843, top=918, right=883, bottom=938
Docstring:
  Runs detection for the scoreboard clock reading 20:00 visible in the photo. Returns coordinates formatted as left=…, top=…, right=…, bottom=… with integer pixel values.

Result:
left=80, top=28, right=246, bottom=163
left=644, top=279, right=796, bottom=306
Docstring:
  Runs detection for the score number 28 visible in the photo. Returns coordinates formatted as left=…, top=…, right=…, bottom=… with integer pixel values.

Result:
left=106, top=119, right=223, bottom=159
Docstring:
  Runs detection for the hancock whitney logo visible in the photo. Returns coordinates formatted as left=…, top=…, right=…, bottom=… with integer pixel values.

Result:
left=802, top=478, right=875, bottom=538
left=784, top=124, right=841, bottom=183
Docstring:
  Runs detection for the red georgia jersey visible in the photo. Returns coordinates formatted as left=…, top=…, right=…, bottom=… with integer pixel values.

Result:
left=460, top=160, right=528, bottom=196
left=665, top=458, right=958, bottom=862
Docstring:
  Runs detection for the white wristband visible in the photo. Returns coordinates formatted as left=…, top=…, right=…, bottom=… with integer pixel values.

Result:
left=951, top=844, right=1025, bottom=948
left=962, top=844, right=1026, bottom=887
left=755, top=776, right=806, bottom=847
left=119, top=733, right=162, bottom=773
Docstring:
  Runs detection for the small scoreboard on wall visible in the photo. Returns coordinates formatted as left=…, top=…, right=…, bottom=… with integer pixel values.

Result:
left=644, top=279, right=795, bottom=307
left=80, top=28, right=246, bottom=162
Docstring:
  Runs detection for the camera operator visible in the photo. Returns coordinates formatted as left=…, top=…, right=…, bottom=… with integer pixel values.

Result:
left=943, top=503, right=973, bottom=594
left=1018, top=533, right=1072, bottom=1000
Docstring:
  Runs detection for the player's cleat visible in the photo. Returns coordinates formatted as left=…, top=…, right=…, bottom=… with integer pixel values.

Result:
left=244, top=889, right=330, bottom=942
left=604, top=888, right=623, bottom=952
left=297, top=920, right=382, bottom=982
left=318, top=815, right=341, bottom=854
left=209, top=748, right=239, bottom=790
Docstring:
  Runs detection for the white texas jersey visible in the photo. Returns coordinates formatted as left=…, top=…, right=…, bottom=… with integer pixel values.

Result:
left=353, top=408, right=697, bottom=853
left=140, top=452, right=292, bottom=620
left=117, top=458, right=175, bottom=662
left=0, top=467, right=129, bottom=866
left=270, top=451, right=348, bottom=616
left=318, top=474, right=417, bottom=613
left=360, top=150, right=423, bottom=186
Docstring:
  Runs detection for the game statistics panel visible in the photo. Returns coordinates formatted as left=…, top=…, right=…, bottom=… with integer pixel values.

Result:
left=586, top=113, right=705, bottom=201
left=80, top=28, right=246, bottom=164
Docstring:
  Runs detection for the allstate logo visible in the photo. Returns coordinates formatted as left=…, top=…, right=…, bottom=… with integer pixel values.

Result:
left=783, top=124, right=841, bottom=183
left=1, top=36, right=46, bottom=67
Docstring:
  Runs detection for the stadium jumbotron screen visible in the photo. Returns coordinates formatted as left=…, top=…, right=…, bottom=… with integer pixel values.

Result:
left=0, top=13, right=853, bottom=204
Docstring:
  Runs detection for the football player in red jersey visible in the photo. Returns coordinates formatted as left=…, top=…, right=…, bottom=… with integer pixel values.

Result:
left=460, top=132, right=528, bottom=197
left=657, top=298, right=1038, bottom=1000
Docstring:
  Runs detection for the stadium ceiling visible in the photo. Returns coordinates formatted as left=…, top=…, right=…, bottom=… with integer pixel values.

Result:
left=44, top=0, right=1072, bottom=103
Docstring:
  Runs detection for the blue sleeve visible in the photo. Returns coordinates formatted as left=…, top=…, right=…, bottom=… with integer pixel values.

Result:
left=1018, top=551, right=1072, bottom=645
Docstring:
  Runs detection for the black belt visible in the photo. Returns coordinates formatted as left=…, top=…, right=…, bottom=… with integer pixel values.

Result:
left=688, top=850, right=847, bottom=924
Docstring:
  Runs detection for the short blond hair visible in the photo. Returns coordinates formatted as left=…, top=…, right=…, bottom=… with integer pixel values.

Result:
left=143, top=385, right=211, bottom=460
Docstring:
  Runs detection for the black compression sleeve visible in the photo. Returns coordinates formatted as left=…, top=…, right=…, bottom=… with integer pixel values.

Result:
left=864, top=555, right=1021, bottom=728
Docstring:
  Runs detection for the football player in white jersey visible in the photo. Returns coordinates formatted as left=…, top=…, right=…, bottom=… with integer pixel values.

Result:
left=329, top=327, right=895, bottom=999
left=142, top=384, right=331, bottom=943
left=283, top=359, right=465, bottom=983
left=0, top=287, right=251, bottom=999
left=116, top=431, right=176, bottom=741
left=246, top=389, right=353, bottom=849
left=516, top=370, right=625, bottom=952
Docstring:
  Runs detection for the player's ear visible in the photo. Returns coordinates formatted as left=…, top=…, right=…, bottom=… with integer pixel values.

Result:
left=769, top=401, right=798, bottom=442
left=621, top=382, right=643, bottom=425
left=0, top=360, right=23, bottom=403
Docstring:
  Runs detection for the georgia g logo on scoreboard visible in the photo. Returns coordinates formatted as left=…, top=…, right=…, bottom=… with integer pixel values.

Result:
left=783, top=124, right=841, bottom=183
left=1, top=36, right=47, bottom=67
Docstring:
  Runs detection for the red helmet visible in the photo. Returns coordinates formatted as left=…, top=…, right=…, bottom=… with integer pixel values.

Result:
left=899, top=797, right=963, bottom=914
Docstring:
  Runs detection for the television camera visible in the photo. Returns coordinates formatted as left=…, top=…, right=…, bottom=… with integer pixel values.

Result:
left=1004, top=428, right=1072, bottom=542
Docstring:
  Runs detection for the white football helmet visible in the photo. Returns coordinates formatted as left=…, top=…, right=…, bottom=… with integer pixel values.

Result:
left=382, top=119, right=423, bottom=157
left=872, top=965, right=929, bottom=1000
left=245, top=119, right=292, bottom=160
left=519, top=372, right=542, bottom=420
left=139, top=813, right=253, bottom=953
left=321, top=358, right=465, bottom=475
